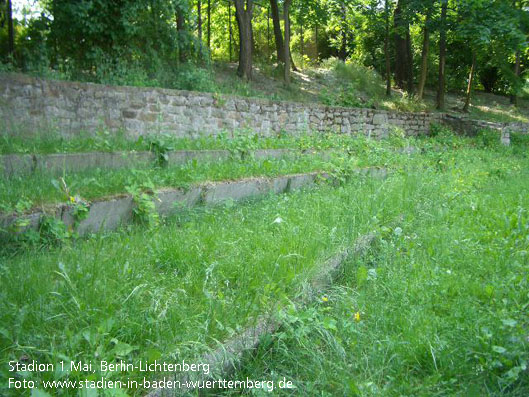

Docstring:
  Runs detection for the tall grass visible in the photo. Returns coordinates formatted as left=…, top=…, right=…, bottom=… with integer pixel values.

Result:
left=218, top=144, right=529, bottom=396
left=1, top=129, right=528, bottom=395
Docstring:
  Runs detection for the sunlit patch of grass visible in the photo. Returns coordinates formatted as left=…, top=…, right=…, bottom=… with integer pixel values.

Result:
left=469, top=104, right=529, bottom=123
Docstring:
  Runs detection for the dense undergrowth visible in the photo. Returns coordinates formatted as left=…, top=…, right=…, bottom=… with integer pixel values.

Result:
left=1, top=127, right=528, bottom=396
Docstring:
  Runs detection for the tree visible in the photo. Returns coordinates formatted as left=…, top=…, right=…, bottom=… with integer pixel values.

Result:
left=455, top=0, right=522, bottom=112
left=339, top=0, right=347, bottom=60
left=234, top=0, right=254, bottom=80
left=417, top=0, right=434, bottom=99
left=384, top=0, right=392, bottom=96
left=436, top=0, right=448, bottom=109
left=284, top=0, right=292, bottom=84
left=6, top=0, right=14, bottom=59
left=207, top=0, right=211, bottom=50
left=269, top=0, right=285, bottom=63
left=197, top=0, right=202, bottom=41
left=176, top=1, right=188, bottom=63
left=393, top=0, right=413, bottom=93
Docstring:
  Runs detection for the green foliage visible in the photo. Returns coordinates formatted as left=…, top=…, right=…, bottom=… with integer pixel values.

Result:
left=319, top=58, right=384, bottom=108
left=171, top=64, right=216, bottom=92
left=388, top=92, right=429, bottom=113
left=125, top=178, right=160, bottom=227
left=37, top=216, right=70, bottom=246
left=143, top=133, right=175, bottom=167
left=477, top=128, right=500, bottom=148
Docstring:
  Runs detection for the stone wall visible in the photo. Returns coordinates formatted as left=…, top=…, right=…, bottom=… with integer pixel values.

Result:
left=0, top=73, right=443, bottom=139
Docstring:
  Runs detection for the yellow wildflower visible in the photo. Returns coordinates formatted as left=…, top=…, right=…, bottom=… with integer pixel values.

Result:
left=322, top=296, right=329, bottom=303
left=354, top=311, right=361, bottom=322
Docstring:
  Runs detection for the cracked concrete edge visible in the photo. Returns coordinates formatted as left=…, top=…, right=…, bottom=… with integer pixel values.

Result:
left=145, top=231, right=379, bottom=396
left=0, top=148, right=304, bottom=178
left=1, top=169, right=358, bottom=240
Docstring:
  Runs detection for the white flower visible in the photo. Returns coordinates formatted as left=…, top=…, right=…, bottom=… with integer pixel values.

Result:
left=273, top=217, right=283, bottom=224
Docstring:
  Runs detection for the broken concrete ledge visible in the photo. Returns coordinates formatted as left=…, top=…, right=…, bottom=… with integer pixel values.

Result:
left=0, top=167, right=387, bottom=240
left=146, top=231, right=379, bottom=396
left=0, top=148, right=306, bottom=178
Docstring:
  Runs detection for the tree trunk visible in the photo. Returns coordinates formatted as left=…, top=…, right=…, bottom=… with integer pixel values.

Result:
left=339, top=1, right=347, bottom=61
left=269, top=0, right=284, bottom=64
left=393, top=0, right=412, bottom=92
left=234, top=0, right=254, bottom=80
left=417, top=14, right=430, bottom=99
left=229, top=2, right=233, bottom=62
left=385, top=0, right=391, bottom=96
left=300, top=21, right=304, bottom=59
left=284, top=0, right=292, bottom=85
left=510, top=50, right=520, bottom=106
left=315, top=24, right=319, bottom=61
left=289, top=17, right=298, bottom=72
left=436, top=0, right=447, bottom=110
left=7, top=0, right=14, bottom=59
left=462, top=51, right=476, bottom=112
left=207, top=0, right=211, bottom=50
left=197, top=0, right=202, bottom=41
left=267, top=6, right=270, bottom=51
left=150, top=0, right=161, bottom=52
left=405, top=29, right=413, bottom=93
left=176, top=5, right=186, bottom=63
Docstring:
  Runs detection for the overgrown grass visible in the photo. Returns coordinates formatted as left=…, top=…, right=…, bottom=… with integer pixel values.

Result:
left=0, top=130, right=432, bottom=212
left=0, top=169, right=403, bottom=396
left=1, top=128, right=529, bottom=396
left=1, top=124, right=524, bottom=213
left=218, top=143, right=529, bottom=396
left=0, top=128, right=411, bottom=155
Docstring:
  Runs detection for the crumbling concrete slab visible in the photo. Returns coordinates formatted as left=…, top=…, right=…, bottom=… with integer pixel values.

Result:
left=75, top=196, right=134, bottom=236
left=203, top=179, right=268, bottom=205
left=0, top=168, right=387, bottom=241
left=1, top=154, right=35, bottom=178
left=155, top=187, right=203, bottom=216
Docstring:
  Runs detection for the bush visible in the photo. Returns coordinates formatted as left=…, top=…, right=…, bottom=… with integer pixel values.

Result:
left=171, top=64, right=216, bottom=92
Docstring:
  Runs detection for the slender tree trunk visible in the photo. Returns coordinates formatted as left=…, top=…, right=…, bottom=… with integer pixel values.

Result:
left=269, top=0, right=284, bottom=64
left=393, top=0, right=412, bottom=92
left=385, top=0, right=391, bottom=96
left=176, top=5, right=186, bottom=63
left=7, top=0, right=14, bottom=59
left=339, top=1, right=347, bottom=61
left=289, top=17, right=298, bottom=72
left=207, top=0, right=211, bottom=50
left=150, top=0, right=161, bottom=52
left=284, top=0, right=292, bottom=85
left=197, top=0, right=202, bottom=41
left=315, top=24, right=319, bottom=61
left=462, top=51, right=476, bottom=112
left=300, top=21, right=304, bottom=59
left=234, top=0, right=254, bottom=80
left=417, top=13, right=430, bottom=99
left=436, top=0, right=447, bottom=110
left=229, top=2, right=233, bottom=62
left=510, top=50, right=520, bottom=106
left=267, top=6, right=270, bottom=51
left=405, top=29, right=413, bottom=94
